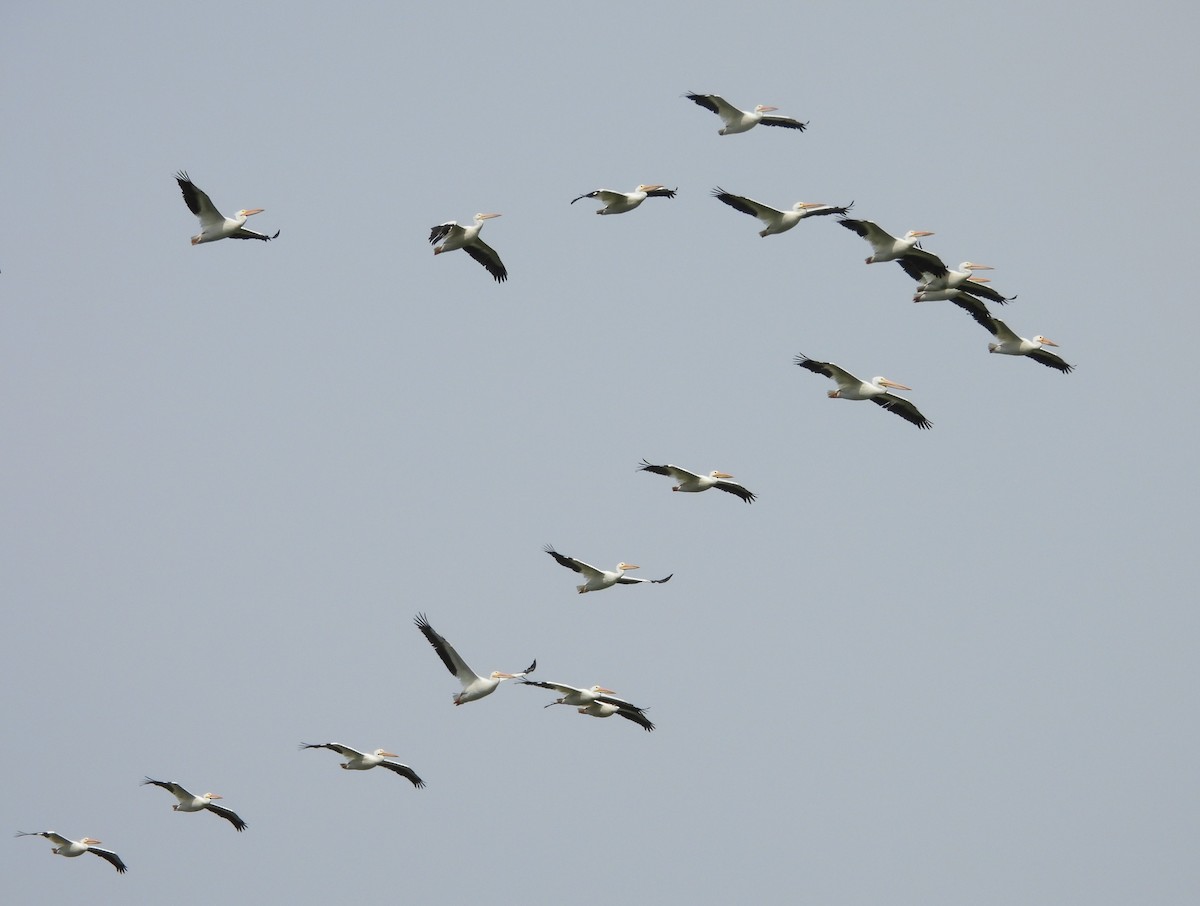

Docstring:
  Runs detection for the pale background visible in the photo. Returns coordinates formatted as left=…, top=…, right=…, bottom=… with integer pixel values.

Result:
left=3, top=2, right=1198, bottom=903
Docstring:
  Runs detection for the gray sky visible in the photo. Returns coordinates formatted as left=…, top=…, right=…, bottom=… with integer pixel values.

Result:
left=4, top=2, right=1198, bottom=903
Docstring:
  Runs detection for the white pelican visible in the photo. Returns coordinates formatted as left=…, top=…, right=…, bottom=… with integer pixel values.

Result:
left=638, top=460, right=756, bottom=503
left=983, top=318, right=1073, bottom=373
left=15, top=831, right=127, bottom=873
left=523, top=681, right=655, bottom=732
left=571, top=185, right=677, bottom=214
left=175, top=172, right=279, bottom=245
left=838, top=218, right=937, bottom=265
left=428, top=213, right=507, bottom=282
left=896, top=256, right=994, bottom=290
left=544, top=545, right=672, bottom=593
left=794, top=354, right=933, bottom=429
left=415, top=613, right=535, bottom=705
left=685, top=93, right=807, bottom=134
left=711, top=188, right=852, bottom=237
left=573, top=700, right=656, bottom=732
left=299, top=743, right=426, bottom=786
left=911, top=285, right=1001, bottom=329
left=140, top=778, right=248, bottom=831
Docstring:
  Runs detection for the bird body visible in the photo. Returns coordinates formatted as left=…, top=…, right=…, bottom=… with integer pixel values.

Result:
left=300, top=743, right=425, bottom=786
left=839, top=218, right=935, bottom=265
left=544, top=545, right=672, bottom=593
left=16, top=831, right=128, bottom=873
left=429, top=213, right=507, bottom=282
left=415, top=613, right=534, bottom=704
left=685, top=93, right=807, bottom=134
left=175, top=171, right=278, bottom=244
left=794, top=354, right=932, bottom=429
left=711, top=188, right=851, bottom=237
left=571, top=185, right=676, bottom=214
left=523, top=681, right=655, bottom=731
left=638, top=460, right=756, bottom=502
left=141, top=778, right=247, bottom=831
left=984, top=318, right=1073, bottom=372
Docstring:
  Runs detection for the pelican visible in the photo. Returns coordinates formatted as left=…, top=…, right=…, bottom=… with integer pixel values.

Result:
left=428, top=213, right=507, bottom=282
left=983, top=318, right=1073, bottom=373
left=794, top=354, right=933, bottom=429
left=571, top=185, right=676, bottom=214
left=638, top=460, right=756, bottom=503
left=912, top=277, right=1013, bottom=307
left=175, top=171, right=279, bottom=245
left=15, top=832, right=127, bottom=873
left=140, top=778, right=247, bottom=831
left=685, top=93, right=807, bottom=134
left=299, top=743, right=425, bottom=786
left=838, top=218, right=936, bottom=265
left=897, top=256, right=994, bottom=291
left=711, top=188, right=852, bottom=237
left=573, top=701, right=656, bottom=732
left=415, top=613, right=535, bottom=705
left=544, top=545, right=672, bottom=593
left=524, top=681, right=655, bottom=732
left=911, top=285, right=1003, bottom=329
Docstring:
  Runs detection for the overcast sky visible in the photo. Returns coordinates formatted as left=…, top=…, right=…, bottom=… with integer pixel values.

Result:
left=4, top=2, right=1198, bottom=903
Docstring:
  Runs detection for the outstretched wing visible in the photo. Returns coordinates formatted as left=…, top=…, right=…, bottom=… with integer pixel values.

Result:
left=377, top=761, right=426, bottom=788
left=616, top=573, right=672, bottom=585
left=465, top=239, right=508, bottom=283
left=175, top=171, right=225, bottom=228
left=204, top=802, right=248, bottom=832
left=873, top=394, right=933, bottom=429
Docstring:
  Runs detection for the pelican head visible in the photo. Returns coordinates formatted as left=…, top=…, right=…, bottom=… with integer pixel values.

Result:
left=237, top=208, right=264, bottom=218
left=375, top=750, right=399, bottom=758
left=905, top=230, right=935, bottom=239
left=636, top=184, right=664, bottom=193
left=490, top=670, right=518, bottom=680
left=616, top=562, right=639, bottom=571
left=794, top=201, right=828, bottom=211
left=1032, top=336, right=1059, bottom=347
left=79, top=838, right=102, bottom=845
left=593, top=686, right=615, bottom=694
left=754, top=105, right=779, bottom=113
left=710, top=471, right=733, bottom=479
left=875, top=377, right=912, bottom=391
left=474, top=212, right=502, bottom=222
left=962, top=261, right=993, bottom=271
left=203, top=793, right=223, bottom=800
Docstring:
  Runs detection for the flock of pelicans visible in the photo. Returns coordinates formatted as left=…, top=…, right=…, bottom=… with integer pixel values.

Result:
left=18, top=91, right=1075, bottom=878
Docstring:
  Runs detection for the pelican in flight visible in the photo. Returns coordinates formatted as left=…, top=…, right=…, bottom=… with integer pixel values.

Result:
left=711, top=188, right=852, bottom=237
left=838, top=218, right=937, bottom=265
left=175, top=171, right=279, bottom=245
left=299, top=743, right=425, bottom=787
left=794, top=354, right=932, bottom=429
left=544, top=545, right=672, bottom=593
left=685, top=93, right=807, bottom=134
left=571, top=185, right=677, bottom=214
left=428, top=213, right=507, bottom=282
left=897, top=256, right=993, bottom=290
left=140, top=778, right=247, bottom=831
left=911, top=285, right=1005, bottom=329
left=523, top=680, right=655, bottom=732
left=15, top=832, right=127, bottom=873
left=638, top=460, right=756, bottom=503
left=415, top=613, right=535, bottom=705
left=983, top=318, right=1073, bottom=373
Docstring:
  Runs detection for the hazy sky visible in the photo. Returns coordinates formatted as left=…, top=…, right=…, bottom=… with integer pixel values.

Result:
left=4, top=3, right=1199, bottom=904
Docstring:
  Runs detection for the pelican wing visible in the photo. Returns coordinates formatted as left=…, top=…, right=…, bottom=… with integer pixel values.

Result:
left=713, top=479, right=757, bottom=503
left=428, top=221, right=464, bottom=246
left=798, top=201, right=854, bottom=217
left=793, top=354, right=859, bottom=388
left=711, top=188, right=782, bottom=222
left=87, top=845, right=128, bottom=873
left=17, top=831, right=71, bottom=846
left=947, top=293, right=995, bottom=329
left=175, top=172, right=224, bottom=227
left=957, top=278, right=1014, bottom=304
left=464, top=239, right=508, bottom=283
left=638, top=460, right=701, bottom=482
left=570, top=189, right=623, bottom=205
left=543, top=546, right=605, bottom=580
left=896, top=249, right=948, bottom=282
left=376, top=760, right=426, bottom=788
left=230, top=227, right=279, bottom=242
left=414, top=613, right=480, bottom=684
left=1026, top=349, right=1074, bottom=373
left=984, top=317, right=1022, bottom=344
left=613, top=708, right=655, bottom=732
left=594, top=692, right=648, bottom=713
left=300, top=741, right=364, bottom=759
left=141, top=777, right=191, bottom=799
left=521, top=679, right=585, bottom=696
left=759, top=114, right=807, bottom=131
left=873, top=394, right=933, bottom=429
left=684, top=92, right=731, bottom=116
left=837, top=218, right=891, bottom=244
left=204, top=802, right=248, bottom=832
left=616, top=573, right=672, bottom=585
left=644, top=186, right=677, bottom=198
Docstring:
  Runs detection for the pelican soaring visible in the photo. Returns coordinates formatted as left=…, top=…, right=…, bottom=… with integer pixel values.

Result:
left=897, top=256, right=993, bottom=290
left=638, top=460, right=756, bottom=503
left=175, top=172, right=279, bottom=244
left=414, top=613, right=535, bottom=705
left=911, top=284, right=1004, bottom=329
left=983, top=318, right=1073, bottom=373
left=711, top=188, right=852, bottom=237
left=15, top=832, right=127, bottom=873
left=140, top=778, right=247, bottom=831
left=544, top=545, right=672, bottom=593
left=523, top=680, right=655, bottom=732
left=428, top=213, right=507, bottom=282
left=299, top=743, right=425, bottom=787
left=912, top=277, right=1014, bottom=307
left=571, top=185, right=677, bottom=214
left=794, top=354, right=933, bottom=429
left=685, top=93, right=807, bottom=134
left=838, top=218, right=936, bottom=265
